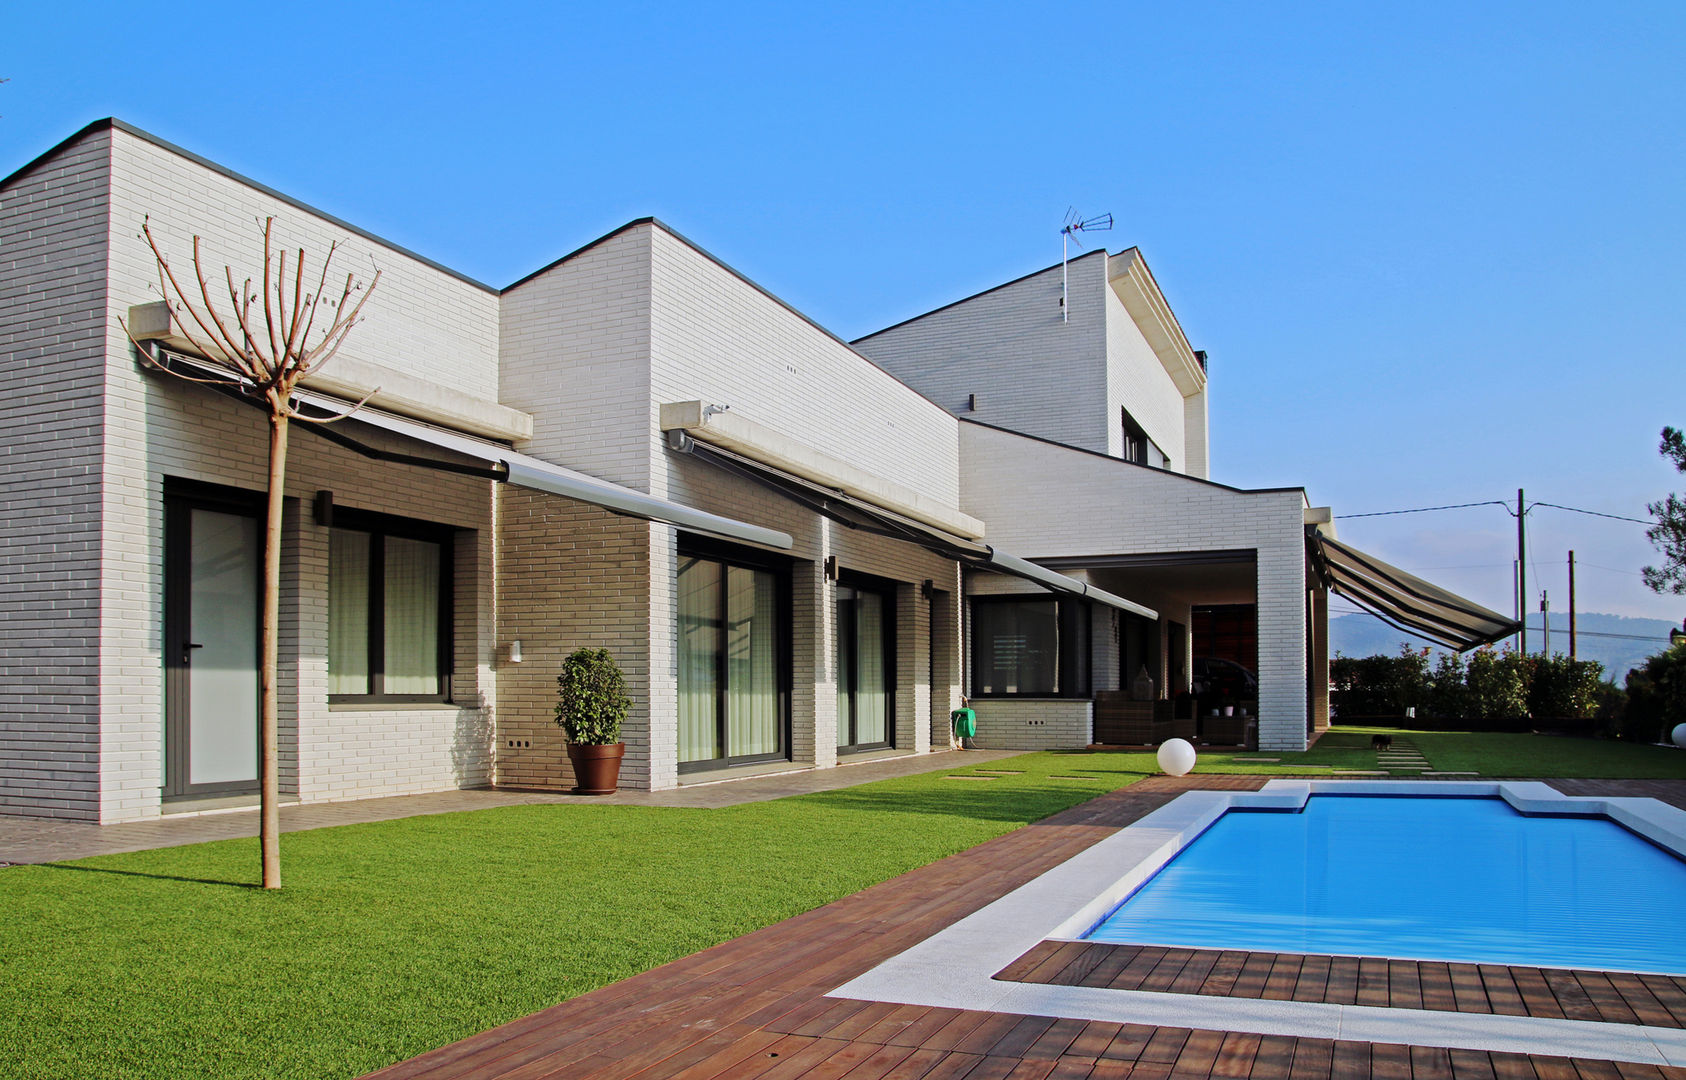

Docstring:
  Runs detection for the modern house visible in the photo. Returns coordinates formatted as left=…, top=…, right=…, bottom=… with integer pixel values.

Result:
left=0, top=119, right=1514, bottom=823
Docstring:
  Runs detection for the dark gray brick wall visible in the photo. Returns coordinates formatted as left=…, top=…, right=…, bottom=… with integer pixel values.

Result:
left=0, top=129, right=111, bottom=820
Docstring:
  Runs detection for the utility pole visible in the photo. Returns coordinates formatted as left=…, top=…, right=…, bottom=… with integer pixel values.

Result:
left=1568, top=551, right=1577, bottom=660
left=1541, top=591, right=1550, bottom=657
left=1517, top=488, right=1527, bottom=655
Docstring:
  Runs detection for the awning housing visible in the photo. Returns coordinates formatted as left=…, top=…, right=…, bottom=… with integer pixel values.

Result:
left=1307, top=529, right=1518, bottom=651
left=675, top=435, right=1156, bottom=619
left=143, top=347, right=794, bottom=551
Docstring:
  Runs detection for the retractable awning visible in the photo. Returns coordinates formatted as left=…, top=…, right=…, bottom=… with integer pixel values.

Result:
left=1307, top=529, right=1517, bottom=651
left=144, top=348, right=793, bottom=551
left=674, top=436, right=1155, bottom=619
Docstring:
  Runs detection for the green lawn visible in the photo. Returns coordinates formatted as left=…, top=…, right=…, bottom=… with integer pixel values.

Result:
left=5, top=733, right=1684, bottom=1079
left=0, top=753, right=1152, bottom=1080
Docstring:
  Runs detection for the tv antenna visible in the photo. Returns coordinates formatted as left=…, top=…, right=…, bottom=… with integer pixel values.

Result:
left=1060, top=210, right=1112, bottom=322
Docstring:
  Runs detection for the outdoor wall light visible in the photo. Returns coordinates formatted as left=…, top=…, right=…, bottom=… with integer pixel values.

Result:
left=508, top=640, right=523, bottom=664
left=1671, top=619, right=1686, bottom=648
left=824, top=555, right=838, bottom=581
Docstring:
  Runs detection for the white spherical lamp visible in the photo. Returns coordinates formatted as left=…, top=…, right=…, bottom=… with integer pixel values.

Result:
left=1671, top=724, right=1686, bottom=749
left=1157, top=738, right=1197, bottom=777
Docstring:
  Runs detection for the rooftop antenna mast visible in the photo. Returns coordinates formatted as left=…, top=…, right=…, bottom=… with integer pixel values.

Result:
left=1061, top=209, right=1113, bottom=323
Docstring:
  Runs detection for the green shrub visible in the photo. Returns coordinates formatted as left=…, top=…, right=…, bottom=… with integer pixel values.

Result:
left=1527, top=655, right=1604, bottom=721
left=1465, top=646, right=1530, bottom=721
left=1427, top=651, right=1468, bottom=721
left=1624, top=643, right=1686, bottom=743
left=554, top=647, right=631, bottom=745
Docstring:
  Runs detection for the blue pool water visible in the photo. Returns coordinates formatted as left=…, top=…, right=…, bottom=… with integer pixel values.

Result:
left=1085, top=795, right=1686, bottom=974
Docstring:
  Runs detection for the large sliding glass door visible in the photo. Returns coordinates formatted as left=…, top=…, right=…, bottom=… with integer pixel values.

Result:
left=836, top=577, right=894, bottom=753
left=678, top=543, right=788, bottom=772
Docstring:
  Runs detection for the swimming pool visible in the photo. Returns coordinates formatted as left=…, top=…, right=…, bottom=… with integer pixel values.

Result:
left=1083, top=794, right=1686, bottom=974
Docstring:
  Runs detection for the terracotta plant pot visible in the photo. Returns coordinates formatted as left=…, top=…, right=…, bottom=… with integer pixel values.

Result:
left=565, top=742, right=625, bottom=796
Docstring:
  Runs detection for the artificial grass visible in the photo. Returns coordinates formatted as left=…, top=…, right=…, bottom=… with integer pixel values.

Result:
left=0, top=753, right=1152, bottom=1080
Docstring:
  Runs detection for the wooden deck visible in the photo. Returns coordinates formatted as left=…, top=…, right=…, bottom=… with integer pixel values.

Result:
left=366, top=776, right=1686, bottom=1080
left=999, top=941, right=1686, bottom=1029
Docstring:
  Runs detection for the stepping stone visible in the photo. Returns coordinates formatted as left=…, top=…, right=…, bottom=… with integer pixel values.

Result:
left=944, top=775, right=997, bottom=781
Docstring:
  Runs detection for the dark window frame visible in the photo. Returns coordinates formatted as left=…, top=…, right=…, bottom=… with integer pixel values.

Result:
left=968, top=594, right=1092, bottom=700
left=836, top=569, right=898, bottom=754
left=328, top=507, right=456, bottom=705
left=676, top=534, right=793, bottom=774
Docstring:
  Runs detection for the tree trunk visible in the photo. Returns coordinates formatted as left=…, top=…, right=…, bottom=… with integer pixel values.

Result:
left=261, top=411, right=287, bottom=890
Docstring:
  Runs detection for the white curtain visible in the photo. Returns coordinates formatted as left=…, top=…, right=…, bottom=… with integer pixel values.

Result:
left=328, top=529, right=370, bottom=695
left=678, top=558, right=722, bottom=762
left=382, top=536, right=441, bottom=694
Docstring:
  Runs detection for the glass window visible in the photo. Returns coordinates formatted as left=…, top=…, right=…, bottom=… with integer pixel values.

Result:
left=329, top=516, right=452, bottom=702
left=678, top=548, right=787, bottom=769
left=971, top=599, right=1060, bottom=696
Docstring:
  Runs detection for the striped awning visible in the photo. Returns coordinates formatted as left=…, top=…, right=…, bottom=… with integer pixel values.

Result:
left=1307, top=529, right=1519, bottom=651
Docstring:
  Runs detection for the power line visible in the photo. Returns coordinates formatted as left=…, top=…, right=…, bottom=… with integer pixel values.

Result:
left=1532, top=502, right=1658, bottom=526
left=1340, top=500, right=1510, bottom=519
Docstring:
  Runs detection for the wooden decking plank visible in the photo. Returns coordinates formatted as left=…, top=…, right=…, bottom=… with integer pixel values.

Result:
left=1063, top=1021, right=1122, bottom=1059
left=856, top=1005, right=939, bottom=1048
left=950, top=1013, right=1032, bottom=1057
left=1449, top=963, right=1493, bottom=1015
left=1249, top=1035, right=1298, bottom=1080
left=1566, top=1060, right=1624, bottom=1080
left=1355, top=957, right=1391, bottom=1008
left=912, top=1052, right=990, bottom=1080
left=1113, top=945, right=1174, bottom=992
left=984, top=1016, right=1060, bottom=1060
left=761, top=995, right=853, bottom=1035
left=1043, top=1059, right=1098, bottom=1080
left=1322, top=955, right=1360, bottom=1005
left=1287, top=1037, right=1333, bottom=1080
left=876, top=1047, right=948, bottom=1080
left=1200, top=950, right=1252, bottom=998
left=788, top=997, right=878, bottom=1038
left=1488, top=1051, right=1541, bottom=1079
left=640, top=1025, right=787, bottom=1080
left=826, top=1001, right=914, bottom=1043
left=1528, top=1057, right=1580, bottom=1080
left=1542, top=969, right=1603, bottom=1023
left=1511, top=967, right=1569, bottom=1020
left=1419, top=962, right=1458, bottom=1013
left=703, top=1034, right=821, bottom=1080
left=1480, top=964, right=1531, bottom=1017
left=1637, top=975, right=1686, bottom=1026
left=1385, top=959, right=1422, bottom=1010
left=1059, top=942, right=1119, bottom=987
left=1602, top=973, right=1680, bottom=1028
left=1080, top=944, right=1147, bottom=989
left=883, top=1007, right=967, bottom=1048
left=993, top=942, right=1067, bottom=984
left=1139, top=948, right=1197, bottom=993
left=1023, top=941, right=1097, bottom=985
left=1260, top=954, right=1304, bottom=1001
left=952, top=1055, right=1021, bottom=1080
left=1290, top=954, right=1331, bottom=1004
left=1098, top=1023, right=1159, bottom=1063
left=1609, top=1063, right=1667, bottom=1080
left=1210, top=1031, right=1263, bottom=1077
left=1021, top=1018, right=1087, bottom=1062
left=1328, top=1041, right=1370, bottom=1079
left=1136, top=1026, right=1191, bottom=1065
left=1000, top=1057, right=1059, bottom=1080
left=1410, top=1045, right=1456, bottom=1080
left=1169, top=1028, right=1226, bottom=1076
left=1367, top=1042, right=1412, bottom=1080
left=1167, top=946, right=1224, bottom=996
left=1232, top=953, right=1277, bottom=999
left=918, top=1010, right=1001, bottom=1053
left=1446, top=1048, right=1498, bottom=1080
left=1570, top=971, right=1641, bottom=1026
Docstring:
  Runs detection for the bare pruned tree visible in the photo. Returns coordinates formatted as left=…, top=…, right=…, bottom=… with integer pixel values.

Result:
left=122, top=216, right=379, bottom=889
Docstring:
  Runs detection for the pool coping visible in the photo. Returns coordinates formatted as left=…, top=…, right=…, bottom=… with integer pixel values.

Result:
left=831, top=779, right=1686, bottom=1067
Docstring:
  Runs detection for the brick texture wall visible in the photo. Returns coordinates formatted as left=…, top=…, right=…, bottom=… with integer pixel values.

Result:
left=0, top=127, right=112, bottom=820
left=969, top=699, right=1093, bottom=751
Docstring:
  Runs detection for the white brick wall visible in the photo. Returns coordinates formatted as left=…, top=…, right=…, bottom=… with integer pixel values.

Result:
left=854, top=254, right=1113, bottom=454
left=47, top=125, right=505, bottom=822
left=0, top=126, right=111, bottom=820
left=959, top=421, right=1313, bottom=752
left=1103, top=284, right=1185, bottom=467
left=969, top=699, right=1093, bottom=751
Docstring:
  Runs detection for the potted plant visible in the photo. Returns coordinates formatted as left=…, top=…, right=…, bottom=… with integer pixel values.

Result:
left=555, top=647, right=631, bottom=795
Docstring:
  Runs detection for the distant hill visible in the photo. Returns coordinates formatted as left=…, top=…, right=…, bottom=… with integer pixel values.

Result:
left=1330, top=611, right=1680, bottom=682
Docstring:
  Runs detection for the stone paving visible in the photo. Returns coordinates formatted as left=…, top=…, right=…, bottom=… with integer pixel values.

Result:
left=0, top=748, right=1022, bottom=866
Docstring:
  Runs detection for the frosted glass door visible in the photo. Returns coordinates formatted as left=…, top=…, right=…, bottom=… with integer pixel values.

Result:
left=186, top=508, right=260, bottom=787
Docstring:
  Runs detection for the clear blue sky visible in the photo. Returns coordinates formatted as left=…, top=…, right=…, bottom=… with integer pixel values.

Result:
left=7, top=1, right=1684, bottom=625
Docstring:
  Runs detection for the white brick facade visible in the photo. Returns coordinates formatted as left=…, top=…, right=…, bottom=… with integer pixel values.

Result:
left=3, top=118, right=1335, bottom=821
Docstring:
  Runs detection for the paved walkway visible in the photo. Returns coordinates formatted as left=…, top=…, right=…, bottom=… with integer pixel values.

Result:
left=0, top=748, right=1022, bottom=865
